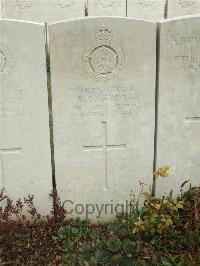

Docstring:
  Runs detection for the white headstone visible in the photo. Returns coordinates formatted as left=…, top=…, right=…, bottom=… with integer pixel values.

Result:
left=0, top=0, right=3, bottom=19
left=0, top=20, right=52, bottom=214
left=167, top=0, right=200, bottom=18
left=87, top=0, right=126, bottom=16
left=2, top=0, right=46, bottom=22
left=46, top=0, right=85, bottom=22
left=127, top=0, right=165, bottom=21
left=157, top=16, right=200, bottom=196
left=2, top=0, right=85, bottom=23
left=49, top=17, right=156, bottom=222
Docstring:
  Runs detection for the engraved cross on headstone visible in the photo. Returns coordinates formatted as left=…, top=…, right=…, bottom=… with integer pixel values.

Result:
left=186, top=116, right=200, bottom=122
left=0, top=146, right=21, bottom=188
left=83, top=122, right=126, bottom=190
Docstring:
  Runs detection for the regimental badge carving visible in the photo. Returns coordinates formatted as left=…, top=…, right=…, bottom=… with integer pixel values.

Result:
left=82, top=25, right=125, bottom=82
left=56, top=0, right=74, bottom=8
left=16, top=0, right=34, bottom=10
left=98, top=0, right=115, bottom=8
left=137, top=0, right=154, bottom=8
left=0, top=43, right=13, bottom=82
left=178, top=0, right=195, bottom=8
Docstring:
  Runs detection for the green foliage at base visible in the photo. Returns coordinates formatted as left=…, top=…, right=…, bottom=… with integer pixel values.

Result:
left=0, top=176, right=199, bottom=265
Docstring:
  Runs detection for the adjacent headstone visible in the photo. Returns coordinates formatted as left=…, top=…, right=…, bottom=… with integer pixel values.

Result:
left=156, top=16, right=200, bottom=196
left=2, top=0, right=46, bottom=22
left=2, top=0, right=85, bottom=23
left=127, top=0, right=165, bottom=21
left=167, top=0, right=200, bottom=18
left=46, top=0, right=85, bottom=22
left=49, top=17, right=156, bottom=221
left=0, top=0, right=3, bottom=19
left=0, top=20, right=52, bottom=214
left=87, top=0, right=126, bottom=16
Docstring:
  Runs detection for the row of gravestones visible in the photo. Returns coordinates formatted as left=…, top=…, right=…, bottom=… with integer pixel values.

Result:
left=0, top=16, right=200, bottom=222
left=1, top=0, right=200, bottom=22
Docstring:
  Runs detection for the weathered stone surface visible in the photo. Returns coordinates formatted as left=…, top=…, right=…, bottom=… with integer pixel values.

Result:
left=2, top=0, right=85, bottom=23
left=0, top=20, right=52, bottom=214
left=167, top=0, right=200, bottom=18
left=49, top=17, right=156, bottom=221
left=2, top=0, right=46, bottom=22
left=157, top=16, right=200, bottom=196
left=0, top=0, right=3, bottom=19
left=87, top=0, right=126, bottom=16
left=46, top=0, right=85, bottom=22
left=127, top=0, right=165, bottom=21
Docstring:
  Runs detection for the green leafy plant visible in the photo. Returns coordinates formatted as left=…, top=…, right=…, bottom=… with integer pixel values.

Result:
left=106, top=235, right=122, bottom=253
left=0, top=168, right=199, bottom=265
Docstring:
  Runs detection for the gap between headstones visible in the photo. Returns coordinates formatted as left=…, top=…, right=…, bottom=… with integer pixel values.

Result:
left=152, top=22, right=161, bottom=196
left=45, top=22, right=56, bottom=191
